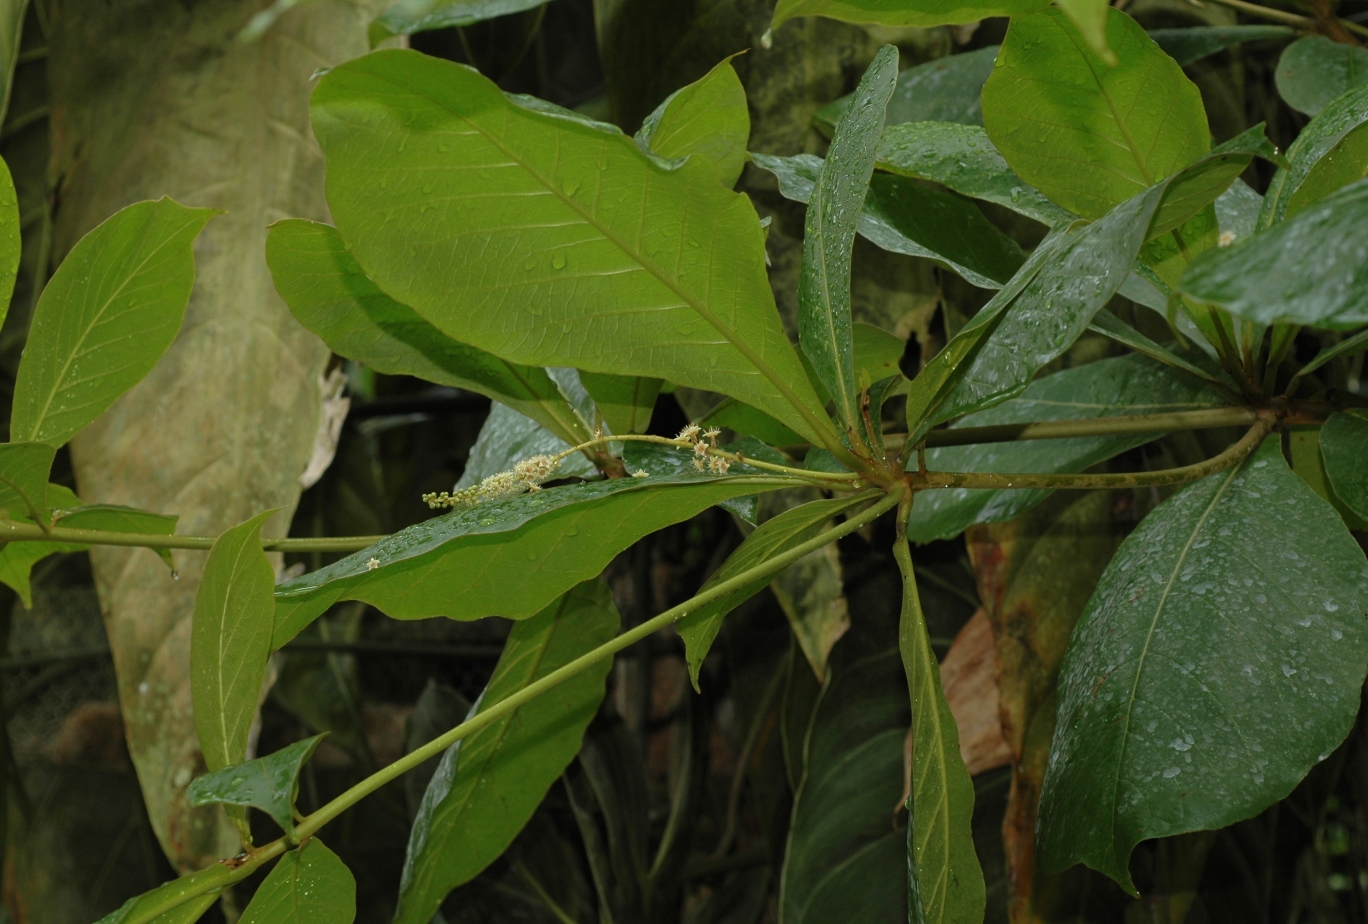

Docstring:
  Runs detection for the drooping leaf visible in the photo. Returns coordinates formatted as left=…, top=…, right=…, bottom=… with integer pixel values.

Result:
left=1322, top=409, right=1368, bottom=520
left=369, top=0, right=555, bottom=45
left=815, top=46, right=1000, bottom=133
left=59, top=504, right=179, bottom=568
left=769, top=0, right=1048, bottom=32
left=799, top=44, right=898, bottom=446
left=186, top=735, right=325, bottom=835
left=313, top=50, right=833, bottom=448
left=577, top=371, right=662, bottom=435
left=1182, top=178, right=1368, bottom=330
left=273, top=470, right=799, bottom=646
left=0, top=155, right=18, bottom=331
left=1037, top=438, right=1368, bottom=891
left=876, top=121, right=1073, bottom=227
left=982, top=8, right=1209, bottom=220
left=395, top=580, right=618, bottom=924
left=240, top=839, right=355, bottom=924
left=1261, top=83, right=1368, bottom=227
left=907, top=355, right=1223, bottom=543
left=192, top=510, right=279, bottom=776
left=635, top=57, right=750, bottom=188
left=677, top=492, right=874, bottom=687
left=1275, top=35, right=1368, bottom=117
left=1149, top=25, right=1292, bottom=67
left=265, top=219, right=592, bottom=447
left=0, top=441, right=54, bottom=524
left=95, top=868, right=231, bottom=924
left=11, top=198, right=217, bottom=448
left=753, top=152, right=1028, bottom=289
left=1287, top=119, right=1368, bottom=216
left=453, top=402, right=598, bottom=493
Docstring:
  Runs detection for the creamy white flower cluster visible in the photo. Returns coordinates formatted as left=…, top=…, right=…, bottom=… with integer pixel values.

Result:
left=677, top=424, right=730, bottom=474
left=422, top=453, right=561, bottom=509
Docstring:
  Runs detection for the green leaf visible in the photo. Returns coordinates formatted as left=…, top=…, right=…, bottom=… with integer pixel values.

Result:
left=677, top=493, right=874, bottom=687
left=1181, top=178, right=1368, bottom=330
left=369, top=0, right=553, bottom=44
left=779, top=649, right=910, bottom=923
left=240, top=839, right=355, bottom=924
left=1216, top=177, right=1263, bottom=237
left=186, top=735, right=326, bottom=835
left=1145, top=124, right=1282, bottom=240
left=265, top=219, right=592, bottom=447
left=753, top=153, right=1028, bottom=289
left=876, top=121, right=1074, bottom=227
left=11, top=198, right=217, bottom=448
left=59, top=504, right=179, bottom=568
left=394, top=580, right=618, bottom=924
left=815, top=46, right=1000, bottom=134
left=0, top=442, right=54, bottom=525
left=273, top=471, right=798, bottom=647
left=894, top=540, right=983, bottom=924
left=1322, top=409, right=1368, bottom=520
left=0, top=155, right=19, bottom=332
left=1296, top=327, right=1368, bottom=381
left=578, top=371, right=662, bottom=435
left=313, top=50, right=832, bottom=448
left=1056, top=0, right=1116, bottom=65
left=1261, top=83, right=1368, bottom=227
left=1149, top=25, right=1292, bottom=67
left=192, top=510, right=279, bottom=775
left=1275, top=35, right=1368, bottom=117
left=96, top=877, right=226, bottom=924
left=696, top=398, right=806, bottom=446
left=1037, top=438, right=1368, bottom=892
left=1287, top=119, right=1368, bottom=216
left=800, top=45, right=898, bottom=447
left=1087, top=311, right=1227, bottom=387
left=454, top=402, right=598, bottom=492
left=982, top=8, right=1209, bottom=220
left=635, top=57, right=750, bottom=188
left=907, top=355, right=1223, bottom=543
left=854, top=321, right=906, bottom=384
left=769, top=0, right=1048, bottom=32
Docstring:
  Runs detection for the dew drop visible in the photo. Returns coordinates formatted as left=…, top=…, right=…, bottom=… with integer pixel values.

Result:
left=552, top=254, right=567, bottom=269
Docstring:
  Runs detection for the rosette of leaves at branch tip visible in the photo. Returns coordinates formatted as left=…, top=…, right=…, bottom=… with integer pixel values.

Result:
left=186, top=735, right=326, bottom=836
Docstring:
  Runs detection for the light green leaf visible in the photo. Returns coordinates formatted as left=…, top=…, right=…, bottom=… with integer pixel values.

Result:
left=875, top=121, right=1073, bottom=227
left=1145, top=124, right=1281, bottom=240
left=1275, top=35, right=1368, bottom=117
left=1056, top=0, right=1115, bottom=65
left=192, top=510, right=279, bottom=776
left=697, top=398, right=806, bottom=446
left=1149, top=25, right=1292, bottom=67
left=0, top=441, right=54, bottom=524
left=815, top=46, right=1000, bottom=134
left=800, top=45, right=898, bottom=447
left=240, top=839, right=355, bottom=924
left=11, top=197, right=216, bottom=448
left=1037, top=438, right=1368, bottom=891
left=0, top=155, right=19, bottom=331
left=1261, top=83, right=1368, bottom=227
left=273, top=470, right=799, bottom=647
left=1182, top=178, right=1368, bottom=330
left=265, top=219, right=592, bottom=447
left=186, top=735, right=325, bottom=836
left=94, top=865, right=235, bottom=924
left=854, top=321, right=905, bottom=384
left=395, top=580, right=618, bottom=924
left=313, top=50, right=832, bottom=448
left=753, top=153, right=1027, bottom=289
left=370, top=0, right=554, bottom=44
left=982, top=8, right=1209, bottom=220
left=578, top=371, right=661, bottom=435
left=635, top=57, right=750, bottom=188
left=1288, top=119, right=1368, bottom=216
left=677, top=493, right=874, bottom=687
left=770, top=0, right=1048, bottom=32
left=1322, top=410, right=1368, bottom=520
left=454, top=402, right=598, bottom=492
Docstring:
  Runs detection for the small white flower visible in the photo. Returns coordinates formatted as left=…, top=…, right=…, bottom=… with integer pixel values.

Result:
left=367, top=557, right=380, bottom=571
left=1218, top=231, right=1237, bottom=247
left=677, top=424, right=701, bottom=443
left=632, top=469, right=649, bottom=478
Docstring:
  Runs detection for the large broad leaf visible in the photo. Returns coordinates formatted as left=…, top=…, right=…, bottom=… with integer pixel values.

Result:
left=1322, top=409, right=1368, bottom=520
left=1037, top=438, right=1368, bottom=891
left=982, top=8, right=1209, bottom=220
left=191, top=510, right=278, bottom=776
left=273, top=470, right=799, bottom=646
left=453, top=402, right=598, bottom=492
left=907, top=355, right=1223, bottom=543
left=395, top=580, right=618, bottom=924
left=577, top=371, right=661, bottom=434
left=313, top=50, right=833, bottom=448
left=876, top=121, right=1073, bottom=227
left=0, top=441, right=54, bottom=524
left=11, top=197, right=216, bottom=447
left=186, top=735, right=325, bottom=836
left=815, top=45, right=1000, bottom=134
left=753, top=153, right=1027, bottom=289
left=240, top=839, right=355, bottom=924
left=266, top=219, right=592, bottom=447
left=1261, top=83, right=1368, bottom=227
left=0, top=155, right=18, bottom=331
left=369, top=0, right=554, bottom=44
left=799, top=45, right=898, bottom=446
left=1275, top=35, right=1368, bottom=117
left=635, top=57, right=750, bottom=188
left=1149, top=25, right=1292, bottom=67
left=1287, top=120, right=1368, bottom=216
left=1181, top=178, right=1368, bottom=330
left=94, top=865, right=236, bottom=924
left=769, top=0, right=1048, bottom=32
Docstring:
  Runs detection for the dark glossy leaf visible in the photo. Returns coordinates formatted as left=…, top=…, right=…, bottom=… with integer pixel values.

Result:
left=11, top=197, right=216, bottom=447
left=1297, top=328, right=1368, bottom=381
left=1149, top=25, right=1292, bottom=67
left=815, top=45, right=999, bottom=134
left=240, top=838, right=355, bottom=924
left=1323, top=409, right=1368, bottom=520
left=0, top=442, right=54, bottom=524
left=1288, top=119, right=1368, bottom=216
left=192, top=510, right=278, bottom=774
left=0, top=155, right=18, bottom=332
left=1261, top=83, right=1368, bottom=227
left=1037, top=438, right=1368, bottom=891
left=313, top=50, right=831, bottom=446
left=395, top=580, right=618, bottom=924
left=906, top=355, right=1223, bottom=543
left=635, top=57, right=750, bottom=188
left=1275, top=35, right=1368, bottom=117
left=454, top=402, right=598, bottom=492
left=620, top=438, right=786, bottom=525
left=753, top=152, right=1027, bottom=289
left=799, top=45, right=898, bottom=444
left=1086, top=311, right=1226, bottom=387
left=273, top=470, right=798, bottom=646
left=770, top=0, right=1048, bottom=31
left=1182, top=178, right=1368, bottom=330
left=982, top=8, right=1209, bottom=220
left=186, top=735, right=325, bottom=835
left=1216, top=177, right=1263, bottom=237
left=265, top=219, right=592, bottom=447
left=876, top=121, right=1073, bottom=226
left=578, top=371, right=662, bottom=435
left=370, top=0, right=553, bottom=44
